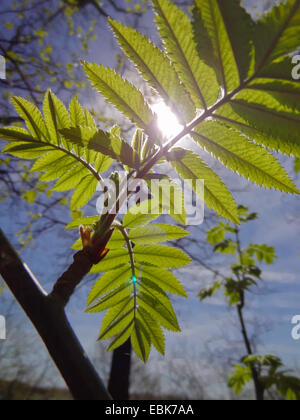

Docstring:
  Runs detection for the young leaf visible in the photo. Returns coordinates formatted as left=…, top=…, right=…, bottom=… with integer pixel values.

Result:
left=152, top=0, right=219, bottom=109
left=131, top=319, right=151, bottom=363
left=87, top=265, right=132, bottom=305
left=254, top=0, right=300, bottom=69
left=107, top=321, right=134, bottom=352
left=137, top=306, right=165, bottom=355
left=11, top=97, right=48, bottom=140
left=82, top=61, right=154, bottom=130
left=129, top=224, right=189, bottom=245
left=108, top=18, right=195, bottom=122
left=215, top=0, right=255, bottom=80
left=86, top=283, right=132, bottom=313
left=70, top=175, right=98, bottom=210
left=69, top=96, right=86, bottom=127
left=138, top=277, right=179, bottom=326
left=99, top=299, right=134, bottom=340
left=168, top=148, right=239, bottom=224
left=90, top=249, right=129, bottom=273
left=60, top=126, right=140, bottom=169
left=0, top=127, right=37, bottom=143
left=193, top=121, right=299, bottom=194
left=216, top=103, right=300, bottom=157
left=134, top=244, right=191, bottom=268
left=123, top=202, right=159, bottom=228
left=136, top=263, right=187, bottom=297
left=194, top=0, right=240, bottom=92
left=137, top=291, right=180, bottom=332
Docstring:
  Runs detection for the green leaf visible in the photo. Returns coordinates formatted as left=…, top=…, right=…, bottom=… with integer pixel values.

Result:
left=168, top=148, right=239, bottom=224
left=1, top=92, right=108, bottom=209
left=134, top=244, right=191, bottom=268
left=198, top=281, right=221, bottom=301
left=258, top=55, right=295, bottom=81
left=99, top=299, right=134, bottom=340
left=107, top=230, right=126, bottom=249
left=131, top=319, right=151, bottom=362
left=194, top=0, right=240, bottom=92
left=11, top=97, right=48, bottom=140
left=87, top=265, right=132, bottom=305
left=123, top=202, right=159, bottom=228
left=22, top=190, right=37, bottom=204
left=129, top=223, right=189, bottom=244
left=247, top=78, right=300, bottom=113
left=137, top=291, right=180, bottom=332
left=43, top=90, right=60, bottom=146
left=70, top=175, right=98, bottom=210
left=216, top=103, right=300, bottom=157
left=131, top=128, right=143, bottom=158
left=107, top=321, right=134, bottom=352
left=86, top=283, right=132, bottom=313
left=235, top=86, right=300, bottom=115
left=136, top=263, right=187, bottom=297
left=228, top=364, right=252, bottom=395
left=90, top=249, right=130, bottom=273
left=82, top=61, right=154, bottom=130
left=108, top=18, right=195, bottom=122
left=193, top=121, right=299, bottom=194
left=52, top=164, right=89, bottom=192
left=215, top=0, right=255, bottom=80
left=206, top=223, right=227, bottom=245
left=137, top=306, right=165, bottom=355
left=60, top=126, right=140, bottom=169
left=44, top=90, right=71, bottom=149
left=1, top=142, right=52, bottom=159
left=146, top=177, right=187, bottom=225
left=254, top=0, right=300, bottom=69
left=295, top=158, right=300, bottom=173
left=69, top=96, right=85, bottom=127
left=247, top=244, right=277, bottom=265
left=152, top=0, right=219, bottom=109
left=138, top=277, right=179, bottom=326
left=0, top=127, right=36, bottom=143
left=214, top=239, right=237, bottom=255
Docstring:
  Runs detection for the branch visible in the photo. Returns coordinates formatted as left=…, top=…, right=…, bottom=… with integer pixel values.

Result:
left=234, top=227, right=265, bottom=400
left=50, top=228, right=114, bottom=306
left=0, top=228, right=112, bottom=400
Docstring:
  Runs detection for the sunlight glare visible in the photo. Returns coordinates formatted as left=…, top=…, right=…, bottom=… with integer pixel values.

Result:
left=151, top=101, right=183, bottom=139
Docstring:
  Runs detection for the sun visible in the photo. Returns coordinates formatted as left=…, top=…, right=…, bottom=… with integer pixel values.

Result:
left=151, top=101, right=183, bottom=139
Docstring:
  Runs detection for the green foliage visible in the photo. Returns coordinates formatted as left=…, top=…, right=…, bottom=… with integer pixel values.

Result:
left=203, top=206, right=300, bottom=399
left=0, top=91, right=112, bottom=210
left=167, top=148, right=239, bottom=223
left=83, top=210, right=190, bottom=361
left=152, top=0, right=219, bottom=109
left=228, top=364, right=253, bottom=395
left=1, top=0, right=300, bottom=361
left=108, top=17, right=195, bottom=123
left=82, top=61, right=154, bottom=131
left=229, top=355, right=300, bottom=400
left=202, top=205, right=277, bottom=306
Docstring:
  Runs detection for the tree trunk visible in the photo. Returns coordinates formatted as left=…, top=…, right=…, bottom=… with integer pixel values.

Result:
left=237, top=302, right=265, bottom=401
left=108, top=339, right=132, bottom=400
left=0, top=229, right=111, bottom=400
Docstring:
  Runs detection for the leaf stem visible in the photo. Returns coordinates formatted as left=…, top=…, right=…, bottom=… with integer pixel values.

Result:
left=113, top=222, right=137, bottom=316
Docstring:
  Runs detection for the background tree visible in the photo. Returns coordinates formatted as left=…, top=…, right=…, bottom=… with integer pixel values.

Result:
left=199, top=206, right=300, bottom=400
